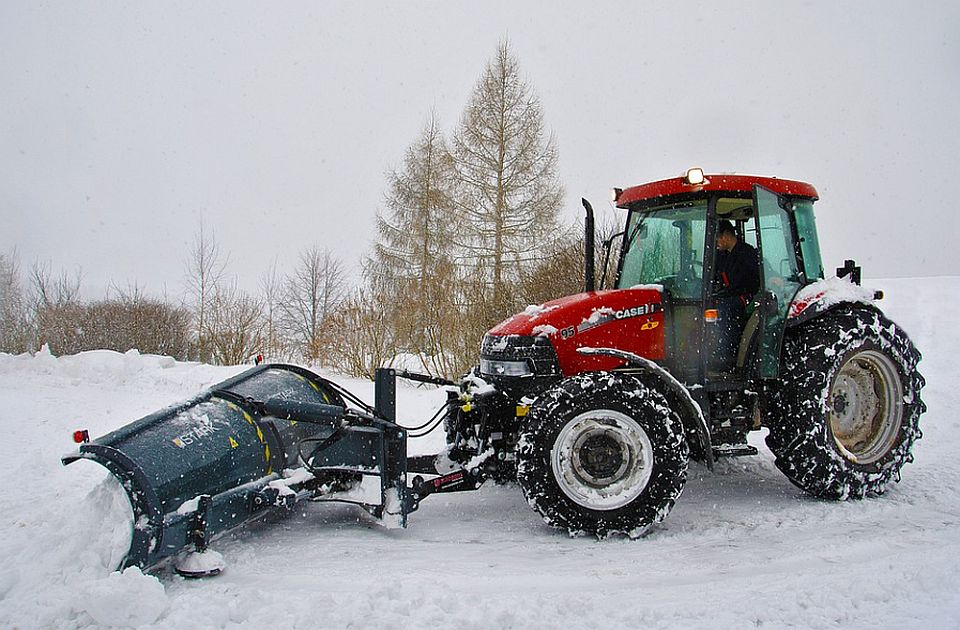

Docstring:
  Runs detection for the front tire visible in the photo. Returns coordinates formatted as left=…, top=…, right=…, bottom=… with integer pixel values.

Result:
left=517, top=372, right=688, bottom=538
left=765, top=304, right=925, bottom=499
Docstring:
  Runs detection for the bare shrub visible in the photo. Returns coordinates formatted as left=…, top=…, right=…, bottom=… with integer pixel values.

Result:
left=327, top=288, right=398, bottom=379
left=206, top=284, right=264, bottom=366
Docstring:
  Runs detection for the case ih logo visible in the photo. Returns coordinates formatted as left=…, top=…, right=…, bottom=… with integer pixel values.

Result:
left=563, top=303, right=662, bottom=339
left=614, top=304, right=661, bottom=320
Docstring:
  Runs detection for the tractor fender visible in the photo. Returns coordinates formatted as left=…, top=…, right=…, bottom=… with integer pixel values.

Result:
left=786, top=276, right=879, bottom=327
left=576, top=347, right=713, bottom=470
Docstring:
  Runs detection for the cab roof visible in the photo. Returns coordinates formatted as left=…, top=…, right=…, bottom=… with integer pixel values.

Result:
left=616, top=172, right=819, bottom=208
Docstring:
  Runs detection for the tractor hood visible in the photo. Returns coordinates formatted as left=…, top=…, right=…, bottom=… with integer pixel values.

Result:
left=486, top=287, right=665, bottom=376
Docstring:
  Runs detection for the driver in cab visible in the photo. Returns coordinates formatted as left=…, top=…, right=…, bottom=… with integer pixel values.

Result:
left=711, top=220, right=760, bottom=372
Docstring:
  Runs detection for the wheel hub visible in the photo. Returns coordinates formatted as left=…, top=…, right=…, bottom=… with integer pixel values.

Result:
left=551, top=410, right=654, bottom=511
left=573, top=432, right=628, bottom=484
left=832, top=393, right=849, bottom=415
left=829, top=349, right=904, bottom=464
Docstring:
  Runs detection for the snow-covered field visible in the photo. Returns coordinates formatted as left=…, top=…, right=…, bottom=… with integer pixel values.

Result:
left=1, top=277, right=958, bottom=629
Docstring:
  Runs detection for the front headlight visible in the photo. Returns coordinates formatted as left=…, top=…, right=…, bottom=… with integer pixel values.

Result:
left=480, top=358, right=533, bottom=377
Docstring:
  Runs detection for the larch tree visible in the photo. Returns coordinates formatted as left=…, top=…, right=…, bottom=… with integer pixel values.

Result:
left=371, top=113, right=462, bottom=375
left=451, top=40, right=564, bottom=321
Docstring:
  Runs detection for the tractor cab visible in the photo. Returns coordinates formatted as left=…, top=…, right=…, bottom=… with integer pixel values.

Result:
left=613, top=169, right=824, bottom=386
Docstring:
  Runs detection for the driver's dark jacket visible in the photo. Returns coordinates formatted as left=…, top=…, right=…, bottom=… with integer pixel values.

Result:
left=714, top=241, right=760, bottom=303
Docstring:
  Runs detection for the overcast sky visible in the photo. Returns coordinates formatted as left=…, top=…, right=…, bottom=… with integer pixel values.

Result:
left=2, top=1, right=958, bottom=299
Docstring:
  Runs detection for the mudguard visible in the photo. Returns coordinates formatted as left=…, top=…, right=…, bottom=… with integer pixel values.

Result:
left=787, top=276, right=879, bottom=327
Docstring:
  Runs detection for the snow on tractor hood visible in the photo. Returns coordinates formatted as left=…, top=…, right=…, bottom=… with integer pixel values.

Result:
left=487, top=287, right=666, bottom=376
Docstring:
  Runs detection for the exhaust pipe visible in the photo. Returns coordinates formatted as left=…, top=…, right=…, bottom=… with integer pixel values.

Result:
left=583, top=198, right=595, bottom=292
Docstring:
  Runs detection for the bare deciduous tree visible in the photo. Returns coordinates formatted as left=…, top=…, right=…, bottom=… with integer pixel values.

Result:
left=259, top=259, right=288, bottom=361
left=415, top=260, right=478, bottom=377
left=327, top=286, right=398, bottom=379
left=184, top=220, right=228, bottom=362
left=280, top=247, right=346, bottom=364
left=0, top=250, right=32, bottom=353
left=31, top=260, right=81, bottom=309
left=31, top=260, right=83, bottom=354
left=206, top=283, right=264, bottom=366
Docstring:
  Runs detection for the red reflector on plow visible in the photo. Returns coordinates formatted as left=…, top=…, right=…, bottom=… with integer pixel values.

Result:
left=73, top=429, right=90, bottom=444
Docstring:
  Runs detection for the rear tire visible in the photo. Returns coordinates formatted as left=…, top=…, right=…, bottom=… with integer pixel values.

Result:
left=517, top=372, right=688, bottom=538
left=765, top=304, right=925, bottom=499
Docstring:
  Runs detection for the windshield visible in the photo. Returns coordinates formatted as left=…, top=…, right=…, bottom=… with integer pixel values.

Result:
left=617, top=200, right=707, bottom=299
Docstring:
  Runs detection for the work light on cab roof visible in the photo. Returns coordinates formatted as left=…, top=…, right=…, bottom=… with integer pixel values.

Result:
left=684, top=166, right=706, bottom=185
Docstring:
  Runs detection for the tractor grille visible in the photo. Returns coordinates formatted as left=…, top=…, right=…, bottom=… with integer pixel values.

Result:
left=479, top=334, right=562, bottom=400
left=480, top=334, right=561, bottom=376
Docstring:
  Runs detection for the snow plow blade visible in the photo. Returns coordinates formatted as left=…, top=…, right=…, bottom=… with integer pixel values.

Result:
left=62, top=364, right=411, bottom=573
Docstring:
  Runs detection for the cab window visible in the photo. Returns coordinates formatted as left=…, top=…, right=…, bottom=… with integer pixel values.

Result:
left=792, top=200, right=824, bottom=280
left=618, top=200, right=707, bottom=300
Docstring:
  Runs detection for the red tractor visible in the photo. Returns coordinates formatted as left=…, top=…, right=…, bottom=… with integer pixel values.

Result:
left=64, top=169, right=927, bottom=574
left=442, top=168, right=926, bottom=538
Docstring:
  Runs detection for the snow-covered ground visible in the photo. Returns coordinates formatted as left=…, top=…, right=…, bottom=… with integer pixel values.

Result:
left=1, top=277, right=958, bottom=629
